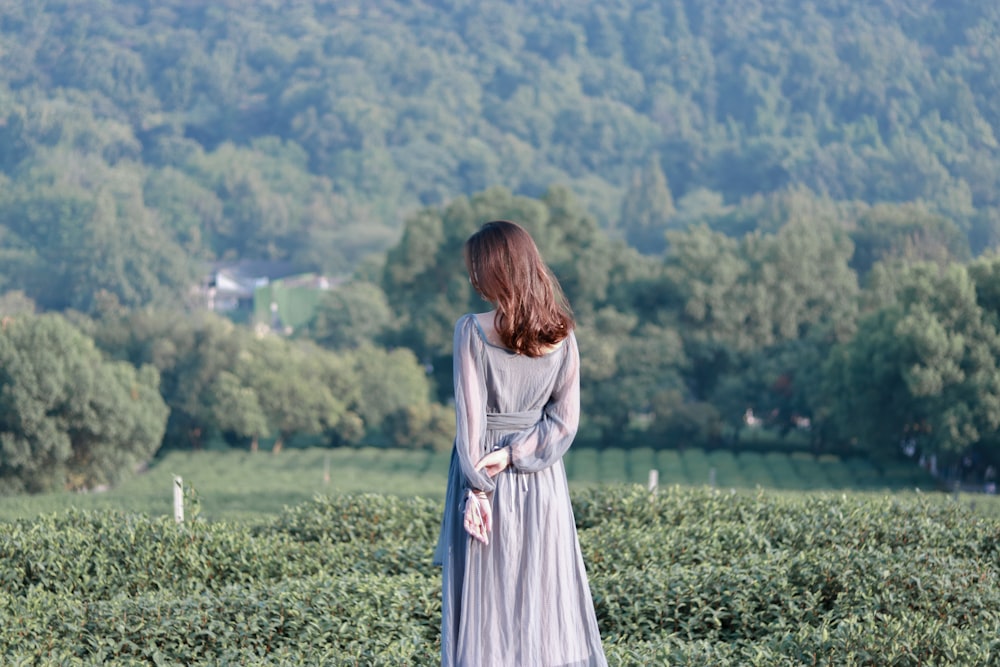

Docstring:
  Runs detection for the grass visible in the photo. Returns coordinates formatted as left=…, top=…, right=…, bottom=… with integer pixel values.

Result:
left=0, top=448, right=446, bottom=522
left=0, top=444, right=986, bottom=522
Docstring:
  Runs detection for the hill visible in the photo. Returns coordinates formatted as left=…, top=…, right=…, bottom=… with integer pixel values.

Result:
left=1, top=0, right=998, bottom=293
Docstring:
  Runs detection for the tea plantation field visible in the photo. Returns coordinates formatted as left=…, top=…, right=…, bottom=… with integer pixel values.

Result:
left=0, top=446, right=939, bottom=522
left=2, top=487, right=999, bottom=665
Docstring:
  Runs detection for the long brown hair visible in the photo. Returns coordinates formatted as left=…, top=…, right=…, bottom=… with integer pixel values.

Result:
left=464, top=220, right=574, bottom=357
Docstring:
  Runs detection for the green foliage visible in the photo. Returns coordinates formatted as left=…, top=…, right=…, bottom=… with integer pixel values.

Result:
left=3, top=0, right=998, bottom=297
left=0, top=291, right=34, bottom=317
left=89, top=310, right=257, bottom=450
left=87, top=311, right=381, bottom=453
left=209, top=370, right=270, bottom=452
left=382, top=403, right=456, bottom=453
left=0, top=155, right=196, bottom=312
left=302, top=281, right=391, bottom=350
left=825, top=261, right=1000, bottom=465
left=0, top=314, right=168, bottom=494
left=649, top=200, right=860, bottom=442
left=582, top=486, right=1000, bottom=662
left=236, top=337, right=358, bottom=453
left=619, top=155, right=675, bottom=254
left=0, top=510, right=440, bottom=665
left=650, top=394, right=723, bottom=448
left=664, top=212, right=858, bottom=353
left=850, top=202, right=971, bottom=278
left=349, top=347, right=427, bottom=421
left=0, top=487, right=998, bottom=665
left=578, top=315, right=688, bottom=443
left=5, top=0, right=1000, bottom=490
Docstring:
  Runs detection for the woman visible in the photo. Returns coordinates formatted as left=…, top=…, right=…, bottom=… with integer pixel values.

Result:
left=433, top=220, right=607, bottom=667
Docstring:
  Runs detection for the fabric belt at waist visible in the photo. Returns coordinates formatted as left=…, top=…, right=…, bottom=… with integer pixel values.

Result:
left=486, top=409, right=543, bottom=431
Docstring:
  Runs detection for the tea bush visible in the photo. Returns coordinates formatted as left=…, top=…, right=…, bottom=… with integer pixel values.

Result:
left=1, top=487, right=998, bottom=665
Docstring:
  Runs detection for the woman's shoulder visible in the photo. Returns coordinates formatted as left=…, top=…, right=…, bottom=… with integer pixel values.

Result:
left=453, top=312, right=490, bottom=349
left=545, top=327, right=575, bottom=357
left=454, top=312, right=486, bottom=331
left=470, top=311, right=507, bottom=350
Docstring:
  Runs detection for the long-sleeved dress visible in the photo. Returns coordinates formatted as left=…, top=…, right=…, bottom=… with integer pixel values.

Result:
left=433, top=313, right=607, bottom=667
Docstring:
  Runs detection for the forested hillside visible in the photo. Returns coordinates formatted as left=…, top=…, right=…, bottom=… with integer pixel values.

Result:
left=3, top=0, right=1000, bottom=493
left=2, top=0, right=999, bottom=309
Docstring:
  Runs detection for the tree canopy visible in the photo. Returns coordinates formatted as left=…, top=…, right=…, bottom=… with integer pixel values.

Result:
left=3, top=0, right=1000, bottom=491
left=2, top=0, right=999, bottom=308
left=0, top=314, right=168, bottom=493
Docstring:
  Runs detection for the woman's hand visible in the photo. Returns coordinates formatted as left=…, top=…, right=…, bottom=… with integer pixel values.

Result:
left=464, top=490, right=492, bottom=545
left=475, top=447, right=512, bottom=478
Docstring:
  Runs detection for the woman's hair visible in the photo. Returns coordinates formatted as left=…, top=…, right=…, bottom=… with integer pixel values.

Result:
left=464, top=220, right=574, bottom=357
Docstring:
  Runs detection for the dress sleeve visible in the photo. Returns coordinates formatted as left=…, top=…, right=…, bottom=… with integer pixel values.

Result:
left=506, top=331, right=581, bottom=474
left=453, top=314, right=498, bottom=493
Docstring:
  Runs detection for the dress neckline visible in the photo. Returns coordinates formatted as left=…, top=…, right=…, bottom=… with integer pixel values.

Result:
left=469, top=313, right=566, bottom=358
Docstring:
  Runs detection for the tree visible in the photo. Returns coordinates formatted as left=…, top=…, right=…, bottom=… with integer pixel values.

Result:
left=849, top=202, right=970, bottom=279
left=142, top=166, right=223, bottom=255
left=664, top=214, right=858, bottom=351
left=575, top=308, right=687, bottom=445
left=822, top=262, right=1000, bottom=467
left=618, top=155, right=675, bottom=254
left=346, top=344, right=433, bottom=433
left=304, top=281, right=391, bottom=350
left=708, top=336, right=830, bottom=448
left=1, top=0, right=998, bottom=261
left=209, top=370, right=269, bottom=452
left=968, top=206, right=1000, bottom=256
left=0, top=110, right=30, bottom=172
left=662, top=212, right=858, bottom=411
left=968, top=252, right=1000, bottom=316
left=0, top=314, right=168, bottom=493
left=648, top=391, right=724, bottom=449
left=382, top=402, right=455, bottom=452
left=0, top=291, right=35, bottom=317
left=89, top=310, right=253, bottom=450
left=0, top=156, right=196, bottom=312
left=238, top=337, right=360, bottom=454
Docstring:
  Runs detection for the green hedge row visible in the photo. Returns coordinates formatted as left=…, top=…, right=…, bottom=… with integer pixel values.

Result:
left=1, top=572, right=438, bottom=666
left=0, top=495, right=440, bottom=599
left=2, top=487, right=999, bottom=665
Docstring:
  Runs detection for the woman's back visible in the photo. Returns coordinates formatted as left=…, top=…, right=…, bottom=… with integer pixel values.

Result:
left=468, top=312, right=571, bottom=416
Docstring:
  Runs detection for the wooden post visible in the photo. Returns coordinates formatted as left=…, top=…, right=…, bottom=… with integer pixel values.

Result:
left=323, top=454, right=331, bottom=485
left=709, top=467, right=717, bottom=489
left=173, top=476, right=184, bottom=524
left=648, top=469, right=659, bottom=495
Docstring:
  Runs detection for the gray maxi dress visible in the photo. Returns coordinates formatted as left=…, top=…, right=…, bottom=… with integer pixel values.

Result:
left=434, top=314, right=607, bottom=667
